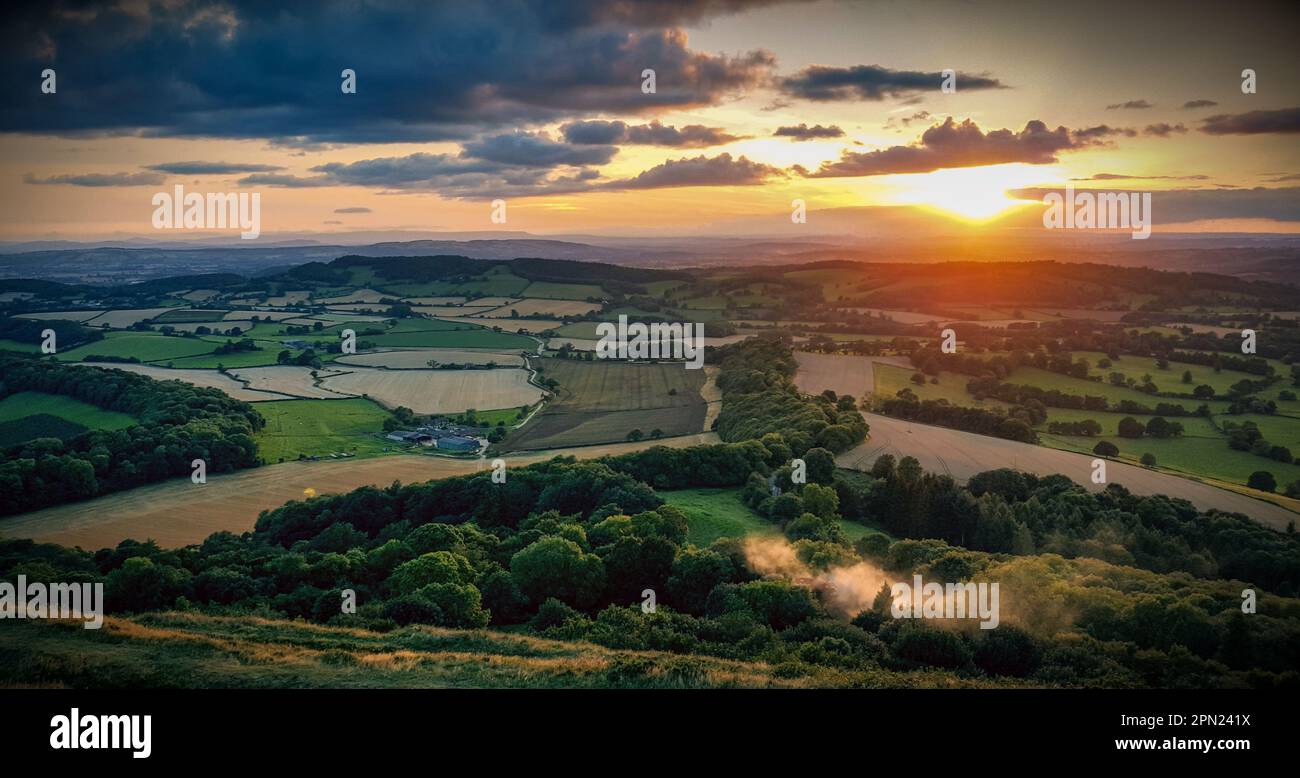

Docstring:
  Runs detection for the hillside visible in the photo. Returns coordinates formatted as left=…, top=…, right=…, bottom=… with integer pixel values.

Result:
left=0, top=611, right=993, bottom=689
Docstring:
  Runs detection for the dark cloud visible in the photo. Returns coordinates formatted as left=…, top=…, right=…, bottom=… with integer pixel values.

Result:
left=605, top=153, right=784, bottom=189
left=1265, top=173, right=1300, bottom=183
left=773, top=123, right=844, bottom=140
left=1071, top=125, right=1137, bottom=142
left=779, top=64, right=1004, bottom=102
left=1182, top=99, right=1218, bottom=109
left=1010, top=186, right=1300, bottom=223
left=144, top=161, right=284, bottom=175
left=561, top=120, right=743, bottom=146
left=801, top=118, right=1078, bottom=178
left=1106, top=99, right=1154, bottom=110
left=1201, top=107, right=1300, bottom=135
left=0, top=2, right=776, bottom=143
left=241, top=148, right=783, bottom=197
left=239, top=173, right=332, bottom=188
left=23, top=171, right=165, bottom=187
left=1143, top=123, right=1187, bottom=137
left=334, top=207, right=372, bottom=214
left=461, top=132, right=617, bottom=167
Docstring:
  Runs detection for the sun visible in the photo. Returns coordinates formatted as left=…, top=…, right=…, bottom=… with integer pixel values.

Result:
left=885, top=163, right=1061, bottom=222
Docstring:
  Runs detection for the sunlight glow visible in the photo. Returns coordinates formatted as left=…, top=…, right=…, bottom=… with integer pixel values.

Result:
left=884, top=163, right=1063, bottom=222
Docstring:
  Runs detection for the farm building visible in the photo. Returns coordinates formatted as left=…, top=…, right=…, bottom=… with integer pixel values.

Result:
left=435, top=436, right=480, bottom=452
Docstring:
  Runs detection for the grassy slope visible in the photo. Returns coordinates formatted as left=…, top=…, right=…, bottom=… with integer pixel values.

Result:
left=0, top=612, right=991, bottom=689
left=0, top=391, right=137, bottom=430
left=661, top=487, right=885, bottom=547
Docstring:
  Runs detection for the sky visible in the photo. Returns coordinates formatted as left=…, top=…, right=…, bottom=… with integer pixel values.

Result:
left=1, top=0, right=1297, bottom=241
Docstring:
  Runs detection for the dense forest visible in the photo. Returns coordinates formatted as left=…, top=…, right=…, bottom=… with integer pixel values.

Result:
left=0, top=355, right=262, bottom=515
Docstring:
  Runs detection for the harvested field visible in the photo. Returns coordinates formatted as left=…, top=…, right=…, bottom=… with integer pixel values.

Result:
left=504, top=358, right=707, bottom=450
left=89, top=308, right=177, bottom=328
left=73, top=363, right=274, bottom=402
left=318, top=366, right=543, bottom=414
left=335, top=348, right=525, bottom=369
left=15, top=310, right=108, bottom=323
left=180, top=289, right=221, bottom=301
left=263, top=292, right=312, bottom=305
left=227, top=366, right=351, bottom=399
left=794, top=352, right=913, bottom=399
left=838, top=412, right=1300, bottom=531
left=0, top=434, right=718, bottom=549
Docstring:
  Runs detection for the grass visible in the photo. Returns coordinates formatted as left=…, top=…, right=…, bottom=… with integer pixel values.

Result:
left=0, top=611, right=975, bottom=689
left=1042, top=429, right=1300, bottom=492
left=253, top=398, right=395, bottom=463
left=53, top=332, right=218, bottom=363
left=0, top=391, right=137, bottom=446
left=1070, top=351, right=1263, bottom=396
left=0, top=338, right=42, bottom=353
left=660, top=488, right=778, bottom=546
left=521, top=281, right=605, bottom=300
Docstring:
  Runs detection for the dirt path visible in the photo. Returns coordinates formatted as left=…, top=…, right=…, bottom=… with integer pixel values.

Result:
left=842, top=413, right=1299, bottom=531
left=0, top=433, right=719, bottom=550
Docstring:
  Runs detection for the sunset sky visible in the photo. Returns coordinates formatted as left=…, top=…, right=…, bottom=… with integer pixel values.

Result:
left=1, top=0, right=1297, bottom=240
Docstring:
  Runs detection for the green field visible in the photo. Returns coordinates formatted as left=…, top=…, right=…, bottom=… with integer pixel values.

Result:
left=0, top=338, right=42, bottom=353
left=521, top=281, right=605, bottom=300
left=0, top=391, right=137, bottom=446
left=53, top=332, right=218, bottom=363
left=252, top=398, right=396, bottom=463
left=1070, top=351, right=1262, bottom=396
left=660, top=488, right=777, bottom=546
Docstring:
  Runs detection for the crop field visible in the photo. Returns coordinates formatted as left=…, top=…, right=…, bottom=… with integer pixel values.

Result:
left=502, top=358, right=707, bottom=450
left=53, top=332, right=220, bottom=362
left=228, top=366, right=351, bottom=399
left=252, top=398, right=394, bottom=463
left=15, top=310, right=109, bottom=322
left=792, top=351, right=875, bottom=400
left=85, top=308, right=177, bottom=328
left=168, top=346, right=333, bottom=369
left=153, top=308, right=227, bottom=323
left=519, top=281, right=605, bottom=300
left=335, top=348, right=526, bottom=369
left=478, top=299, right=601, bottom=318
left=318, top=366, right=544, bottom=415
